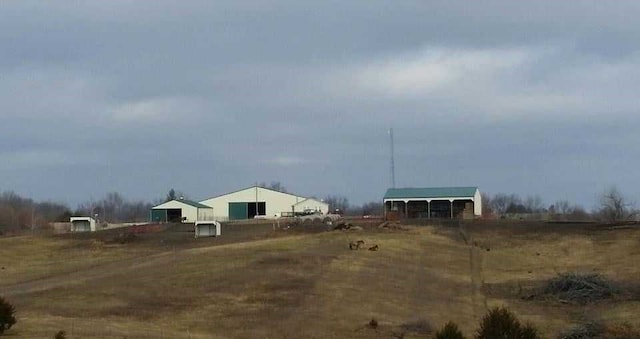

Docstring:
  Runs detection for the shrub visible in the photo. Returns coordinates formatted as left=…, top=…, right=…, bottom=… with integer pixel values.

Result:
left=476, top=307, right=540, bottom=339
left=436, top=321, right=466, bottom=339
left=558, top=321, right=605, bottom=339
left=559, top=321, right=640, bottom=339
left=400, top=318, right=433, bottom=335
left=0, top=296, right=16, bottom=335
left=54, top=330, right=67, bottom=339
left=368, top=318, right=378, bottom=329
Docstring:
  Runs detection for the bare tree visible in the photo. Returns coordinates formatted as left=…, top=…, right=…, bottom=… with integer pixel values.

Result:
left=524, top=195, right=545, bottom=213
left=259, top=181, right=287, bottom=193
left=481, top=193, right=494, bottom=215
left=361, top=201, right=383, bottom=216
left=553, top=200, right=572, bottom=215
left=77, top=193, right=153, bottom=223
left=598, top=186, right=635, bottom=223
left=0, top=191, right=70, bottom=230
left=348, top=201, right=383, bottom=216
left=324, top=195, right=349, bottom=213
left=490, top=193, right=511, bottom=215
left=166, top=188, right=177, bottom=202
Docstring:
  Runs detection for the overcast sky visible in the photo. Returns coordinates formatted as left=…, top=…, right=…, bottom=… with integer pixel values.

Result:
left=2, top=1, right=640, bottom=209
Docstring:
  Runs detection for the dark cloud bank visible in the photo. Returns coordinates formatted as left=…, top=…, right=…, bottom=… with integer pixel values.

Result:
left=1, top=1, right=639, bottom=208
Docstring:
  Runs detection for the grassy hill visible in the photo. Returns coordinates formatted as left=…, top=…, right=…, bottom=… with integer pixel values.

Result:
left=1, top=221, right=639, bottom=338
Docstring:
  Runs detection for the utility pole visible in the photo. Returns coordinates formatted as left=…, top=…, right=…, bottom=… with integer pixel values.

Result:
left=389, top=128, right=396, bottom=188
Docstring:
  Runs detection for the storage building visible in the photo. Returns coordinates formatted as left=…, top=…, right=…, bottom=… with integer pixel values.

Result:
left=70, top=217, right=97, bottom=232
left=199, top=186, right=329, bottom=220
left=384, top=187, right=482, bottom=219
left=150, top=198, right=214, bottom=223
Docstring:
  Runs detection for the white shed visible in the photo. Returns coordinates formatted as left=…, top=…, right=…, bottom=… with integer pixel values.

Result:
left=199, top=186, right=329, bottom=220
left=70, top=217, right=97, bottom=232
left=195, top=220, right=221, bottom=238
left=150, top=199, right=214, bottom=223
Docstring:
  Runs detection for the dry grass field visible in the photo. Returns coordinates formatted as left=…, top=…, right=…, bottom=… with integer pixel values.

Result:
left=1, top=221, right=639, bottom=338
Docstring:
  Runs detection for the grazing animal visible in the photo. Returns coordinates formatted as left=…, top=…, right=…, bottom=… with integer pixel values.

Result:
left=368, top=245, right=379, bottom=251
left=349, top=240, right=365, bottom=250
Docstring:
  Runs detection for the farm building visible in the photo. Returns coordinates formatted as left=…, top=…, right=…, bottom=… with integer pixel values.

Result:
left=199, top=186, right=329, bottom=220
left=384, top=187, right=482, bottom=220
left=150, top=198, right=213, bottom=223
left=70, top=217, right=97, bottom=232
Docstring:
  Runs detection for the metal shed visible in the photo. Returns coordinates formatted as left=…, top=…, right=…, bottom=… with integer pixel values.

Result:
left=194, top=220, right=221, bottom=238
left=70, top=217, right=97, bottom=232
left=151, top=198, right=213, bottom=223
left=384, top=187, right=482, bottom=219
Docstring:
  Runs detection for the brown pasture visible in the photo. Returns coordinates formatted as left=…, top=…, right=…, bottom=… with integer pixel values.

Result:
left=0, top=221, right=639, bottom=338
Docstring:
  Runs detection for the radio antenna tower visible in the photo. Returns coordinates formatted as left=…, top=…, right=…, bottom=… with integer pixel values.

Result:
left=389, top=128, right=396, bottom=188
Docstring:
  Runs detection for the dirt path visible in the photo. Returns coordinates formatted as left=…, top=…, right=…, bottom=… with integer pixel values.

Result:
left=0, top=251, right=175, bottom=297
left=0, top=234, right=312, bottom=298
left=459, top=224, right=488, bottom=318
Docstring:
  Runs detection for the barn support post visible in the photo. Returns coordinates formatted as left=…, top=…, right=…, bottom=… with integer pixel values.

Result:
left=427, top=200, right=431, bottom=219
left=450, top=199, right=454, bottom=219
left=404, top=200, right=409, bottom=219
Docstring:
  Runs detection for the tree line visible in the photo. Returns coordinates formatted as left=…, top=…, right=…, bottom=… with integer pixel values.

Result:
left=483, top=186, right=638, bottom=223
left=0, top=191, right=70, bottom=231
left=0, top=185, right=636, bottom=231
left=0, top=190, right=154, bottom=232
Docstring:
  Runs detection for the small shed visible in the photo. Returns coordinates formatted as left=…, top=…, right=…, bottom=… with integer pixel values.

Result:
left=70, top=217, right=97, bottom=232
left=195, top=220, right=221, bottom=238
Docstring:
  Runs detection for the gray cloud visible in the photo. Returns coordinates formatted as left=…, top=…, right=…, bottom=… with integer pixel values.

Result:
left=2, top=1, right=640, bottom=208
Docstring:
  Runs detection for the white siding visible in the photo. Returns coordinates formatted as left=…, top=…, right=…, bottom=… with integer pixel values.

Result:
left=195, top=221, right=221, bottom=237
left=198, top=208, right=215, bottom=221
left=70, top=217, right=97, bottom=232
left=293, top=198, right=329, bottom=214
left=152, top=200, right=203, bottom=223
left=200, top=187, right=316, bottom=219
left=474, top=189, right=482, bottom=216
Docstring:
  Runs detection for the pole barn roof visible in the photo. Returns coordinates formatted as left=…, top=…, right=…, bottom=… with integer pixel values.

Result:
left=384, top=187, right=478, bottom=200
left=152, top=199, right=212, bottom=209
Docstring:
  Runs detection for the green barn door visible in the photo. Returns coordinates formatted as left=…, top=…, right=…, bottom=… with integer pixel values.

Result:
left=150, top=209, right=168, bottom=222
left=229, top=202, right=248, bottom=220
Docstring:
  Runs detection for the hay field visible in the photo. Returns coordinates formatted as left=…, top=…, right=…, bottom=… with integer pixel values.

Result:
left=1, top=222, right=639, bottom=338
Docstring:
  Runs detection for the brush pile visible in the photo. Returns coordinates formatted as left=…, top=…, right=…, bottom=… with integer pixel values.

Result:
left=558, top=321, right=605, bottom=339
left=543, top=273, right=618, bottom=304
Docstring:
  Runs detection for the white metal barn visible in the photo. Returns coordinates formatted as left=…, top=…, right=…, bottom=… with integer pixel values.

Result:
left=199, top=186, right=329, bottom=220
left=293, top=198, right=328, bottom=214
left=194, top=220, right=221, bottom=238
left=70, top=217, right=97, bottom=232
left=150, top=199, right=214, bottom=223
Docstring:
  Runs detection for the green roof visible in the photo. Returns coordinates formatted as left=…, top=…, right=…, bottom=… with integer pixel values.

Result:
left=384, top=187, right=478, bottom=200
left=172, top=199, right=212, bottom=209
